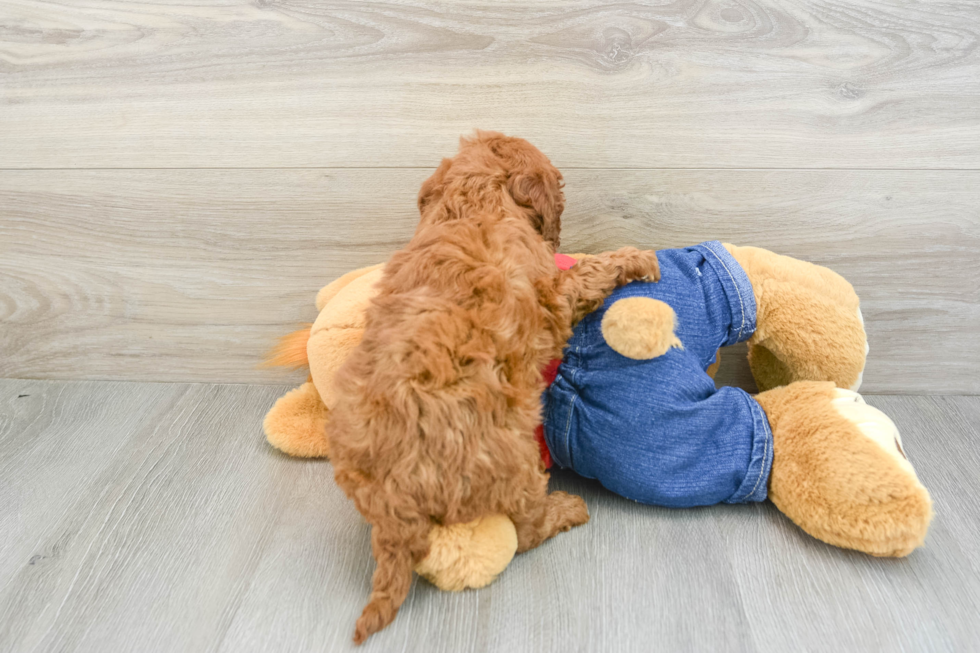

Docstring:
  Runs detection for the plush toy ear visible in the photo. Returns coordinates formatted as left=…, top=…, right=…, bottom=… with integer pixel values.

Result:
left=507, top=169, right=564, bottom=250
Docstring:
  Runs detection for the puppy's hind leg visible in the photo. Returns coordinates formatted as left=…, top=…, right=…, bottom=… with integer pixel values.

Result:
left=510, top=482, right=590, bottom=553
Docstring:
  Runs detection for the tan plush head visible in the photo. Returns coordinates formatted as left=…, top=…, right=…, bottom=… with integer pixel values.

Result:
left=416, top=130, right=565, bottom=250
left=262, top=264, right=386, bottom=459
left=308, top=266, right=386, bottom=411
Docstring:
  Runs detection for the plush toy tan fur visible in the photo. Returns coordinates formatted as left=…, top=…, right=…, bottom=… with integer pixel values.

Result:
left=264, top=245, right=931, bottom=589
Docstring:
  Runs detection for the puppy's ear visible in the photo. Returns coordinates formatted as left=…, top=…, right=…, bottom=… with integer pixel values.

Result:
left=507, top=169, right=564, bottom=250
left=418, top=158, right=453, bottom=214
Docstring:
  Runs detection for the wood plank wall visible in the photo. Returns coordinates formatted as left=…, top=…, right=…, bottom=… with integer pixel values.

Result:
left=1, top=1, right=978, bottom=393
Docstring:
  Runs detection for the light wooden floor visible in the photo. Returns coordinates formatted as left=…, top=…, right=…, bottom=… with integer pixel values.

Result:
left=2, top=1, right=979, bottom=652
left=1, top=378, right=978, bottom=652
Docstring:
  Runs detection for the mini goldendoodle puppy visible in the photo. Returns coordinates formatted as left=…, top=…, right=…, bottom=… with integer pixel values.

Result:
left=328, top=131, right=660, bottom=643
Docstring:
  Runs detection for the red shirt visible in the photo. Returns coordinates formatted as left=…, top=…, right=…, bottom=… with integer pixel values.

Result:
left=534, top=253, right=578, bottom=468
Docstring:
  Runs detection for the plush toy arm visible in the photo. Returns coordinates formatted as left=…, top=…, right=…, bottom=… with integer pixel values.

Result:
left=308, top=266, right=387, bottom=409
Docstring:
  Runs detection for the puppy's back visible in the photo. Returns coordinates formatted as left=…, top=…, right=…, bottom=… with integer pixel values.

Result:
left=329, top=213, right=555, bottom=515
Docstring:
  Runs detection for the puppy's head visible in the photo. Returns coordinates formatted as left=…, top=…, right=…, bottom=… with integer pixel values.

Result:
left=485, top=132, right=565, bottom=251
left=417, top=131, right=565, bottom=250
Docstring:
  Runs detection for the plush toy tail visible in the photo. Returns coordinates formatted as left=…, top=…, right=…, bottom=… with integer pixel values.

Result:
left=262, top=324, right=312, bottom=370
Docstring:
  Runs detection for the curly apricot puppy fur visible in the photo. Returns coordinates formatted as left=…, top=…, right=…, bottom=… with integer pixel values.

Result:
left=328, top=131, right=661, bottom=643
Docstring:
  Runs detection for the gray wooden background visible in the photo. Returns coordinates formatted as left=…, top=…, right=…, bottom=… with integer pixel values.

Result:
left=1, top=0, right=978, bottom=393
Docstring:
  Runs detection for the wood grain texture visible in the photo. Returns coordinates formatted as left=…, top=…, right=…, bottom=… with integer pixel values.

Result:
left=0, top=380, right=305, bottom=652
left=2, top=168, right=976, bottom=393
left=1, top=0, right=979, bottom=168
left=0, top=380, right=977, bottom=652
left=717, top=394, right=980, bottom=653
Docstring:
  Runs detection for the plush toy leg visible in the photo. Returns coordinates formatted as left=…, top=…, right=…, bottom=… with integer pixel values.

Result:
left=724, top=245, right=868, bottom=392
left=414, top=515, right=519, bottom=591
left=756, top=381, right=932, bottom=557
left=263, top=381, right=331, bottom=458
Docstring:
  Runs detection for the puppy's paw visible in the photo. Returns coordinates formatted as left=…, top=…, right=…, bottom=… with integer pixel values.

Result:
left=550, top=491, right=590, bottom=531
left=608, top=247, right=661, bottom=285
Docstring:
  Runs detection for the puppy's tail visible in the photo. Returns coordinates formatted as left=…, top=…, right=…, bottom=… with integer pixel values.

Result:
left=261, top=324, right=312, bottom=370
left=354, top=522, right=430, bottom=644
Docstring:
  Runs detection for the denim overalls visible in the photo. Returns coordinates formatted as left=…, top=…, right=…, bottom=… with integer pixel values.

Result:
left=543, top=242, right=773, bottom=508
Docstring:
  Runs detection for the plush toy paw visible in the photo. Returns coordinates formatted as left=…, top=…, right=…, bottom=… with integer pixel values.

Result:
left=746, top=278, right=868, bottom=391
left=831, top=389, right=910, bottom=473
left=758, top=382, right=932, bottom=557
left=263, top=381, right=331, bottom=458
left=825, top=389, right=932, bottom=556
left=414, top=515, right=518, bottom=591
left=601, top=297, right=683, bottom=360
left=850, top=308, right=870, bottom=391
